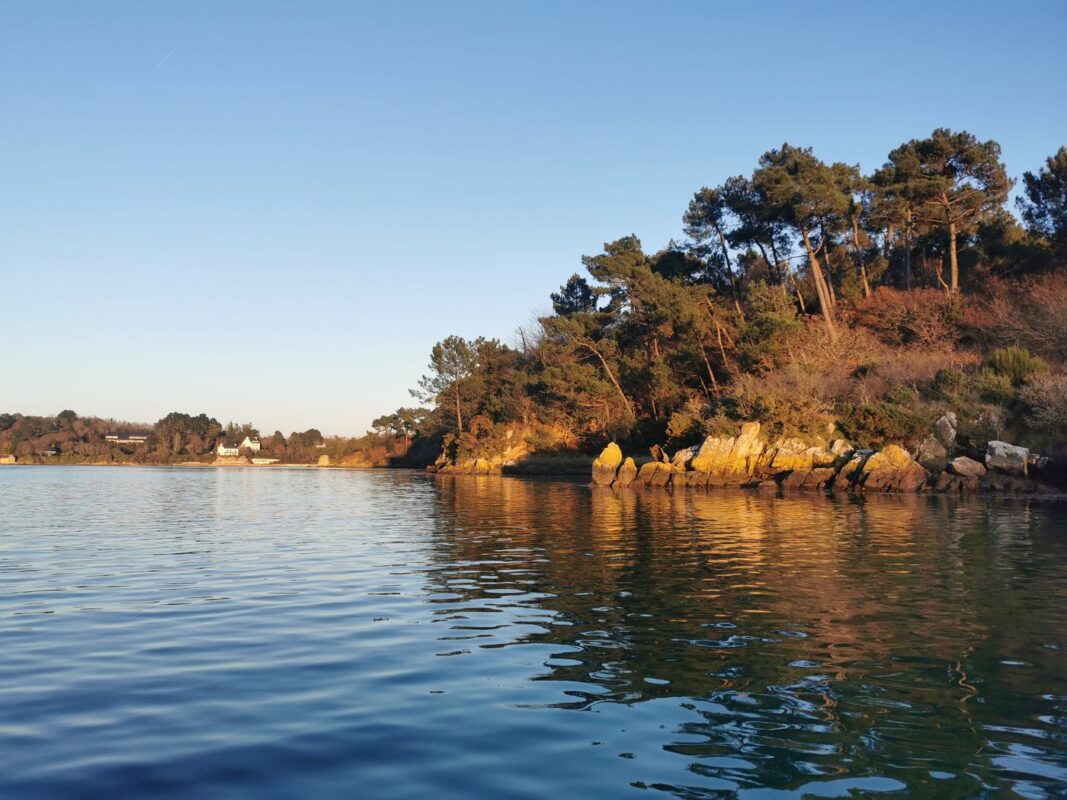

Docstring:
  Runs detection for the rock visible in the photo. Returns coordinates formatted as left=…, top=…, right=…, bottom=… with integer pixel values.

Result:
left=649, top=444, right=670, bottom=463
left=830, top=439, right=853, bottom=456
left=986, top=441, right=1029, bottom=475
left=638, top=460, right=672, bottom=487
left=804, top=468, right=837, bottom=489
left=592, top=442, right=624, bottom=486
left=834, top=450, right=873, bottom=489
left=882, top=444, right=912, bottom=470
left=858, top=446, right=925, bottom=492
left=724, top=422, right=763, bottom=480
left=949, top=456, right=986, bottom=477
left=863, top=468, right=896, bottom=491
left=780, top=470, right=811, bottom=490
left=671, top=445, right=698, bottom=466
left=685, top=470, right=709, bottom=488
left=861, top=451, right=890, bottom=474
left=769, top=438, right=814, bottom=472
left=935, top=412, right=958, bottom=449
left=982, top=473, right=1030, bottom=494
left=0, top=455, right=14, bottom=465
left=690, top=435, right=735, bottom=475
left=916, top=436, right=948, bottom=473
left=810, top=447, right=837, bottom=467
left=896, top=462, right=930, bottom=492
left=317, top=454, right=331, bottom=467
left=935, top=471, right=958, bottom=492
left=615, top=457, right=637, bottom=488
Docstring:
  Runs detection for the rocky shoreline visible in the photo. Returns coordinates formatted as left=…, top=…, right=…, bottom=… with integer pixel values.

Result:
left=590, top=420, right=1063, bottom=495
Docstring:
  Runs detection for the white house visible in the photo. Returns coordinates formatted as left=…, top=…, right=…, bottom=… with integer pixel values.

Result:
left=240, top=436, right=261, bottom=452
left=217, top=443, right=241, bottom=457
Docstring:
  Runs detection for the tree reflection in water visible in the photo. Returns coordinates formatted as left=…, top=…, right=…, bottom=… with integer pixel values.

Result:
left=425, top=475, right=1067, bottom=797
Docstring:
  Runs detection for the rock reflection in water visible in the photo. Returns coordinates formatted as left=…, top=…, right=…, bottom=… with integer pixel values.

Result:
left=428, top=475, right=1067, bottom=797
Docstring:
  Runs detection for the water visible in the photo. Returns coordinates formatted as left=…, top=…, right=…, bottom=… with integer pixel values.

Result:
left=1, top=467, right=1066, bottom=798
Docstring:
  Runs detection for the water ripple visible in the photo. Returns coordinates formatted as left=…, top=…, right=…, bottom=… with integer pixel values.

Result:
left=1, top=467, right=1066, bottom=797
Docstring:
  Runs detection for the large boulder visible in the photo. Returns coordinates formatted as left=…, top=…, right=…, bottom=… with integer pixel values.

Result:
left=834, top=449, right=874, bottom=489
left=615, top=457, right=637, bottom=488
left=592, top=442, right=624, bottom=486
left=896, top=462, right=930, bottom=492
left=949, top=456, right=986, bottom=478
left=723, top=422, right=764, bottom=480
left=690, top=434, right=736, bottom=475
left=768, top=438, right=814, bottom=472
left=916, top=436, right=948, bottom=473
left=860, top=445, right=928, bottom=493
left=934, top=412, right=958, bottom=449
left=986, top=441, right=1029, bottom=475
left=638, top=460, right=672, bottom=487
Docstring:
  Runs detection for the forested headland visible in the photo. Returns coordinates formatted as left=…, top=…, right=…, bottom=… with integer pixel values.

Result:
left=389, top=130, right=1067, bottom=477
left=5, top=130, right=1066, bottom=478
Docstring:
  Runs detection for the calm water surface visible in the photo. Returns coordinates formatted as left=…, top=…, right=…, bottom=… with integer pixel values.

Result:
left=2, top=467, right=1066, bottom=798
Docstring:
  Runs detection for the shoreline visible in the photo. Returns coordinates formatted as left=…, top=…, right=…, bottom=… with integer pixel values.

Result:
left=0, top=461, right=385, bottom=471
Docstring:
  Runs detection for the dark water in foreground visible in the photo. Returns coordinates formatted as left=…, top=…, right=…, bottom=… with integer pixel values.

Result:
left=1, top=468, right=1066, bottom=798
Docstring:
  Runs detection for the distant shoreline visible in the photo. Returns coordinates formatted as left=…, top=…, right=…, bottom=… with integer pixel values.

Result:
left=0, top=462, right=384, bottom=471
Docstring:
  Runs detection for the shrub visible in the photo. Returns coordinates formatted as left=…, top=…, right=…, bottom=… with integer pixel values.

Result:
left=984, top=273, right=1067, bottom=361
left=1020, top=374, right=1067, bottom=437
left=933, top=369, right=969, bottom=403
left=884, top=385, right=919, bottom=406
left=974, top=368, right=1016, bottom=404
left=666, top=398, right=709, bottom=446
left=734, top=281, right=804, bottom=370
left=836, top=401, right=928, bottom=448
left=854, top=287, right=961, bottom=348
left=956, top=406, right=1007, bottom=454
left=985, top=346, right=1047, bottom=386
left=722, top=369, right=836, bottom=438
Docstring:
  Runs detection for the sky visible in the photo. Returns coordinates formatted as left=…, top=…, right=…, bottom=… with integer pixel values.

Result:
left=2, top=1, right=1065, bottom=435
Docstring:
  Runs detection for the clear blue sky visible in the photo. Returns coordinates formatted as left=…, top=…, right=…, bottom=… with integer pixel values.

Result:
left=3, top=1, right=1065, bottom=435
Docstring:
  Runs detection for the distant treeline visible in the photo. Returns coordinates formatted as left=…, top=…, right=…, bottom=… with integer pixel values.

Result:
left=380, top=130, right=1067, bottom=465
left=0, top=410, right=431, bottom=466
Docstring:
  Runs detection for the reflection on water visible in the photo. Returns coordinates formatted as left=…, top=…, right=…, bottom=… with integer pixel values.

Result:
left=1, top=467, right=1066, bottom=798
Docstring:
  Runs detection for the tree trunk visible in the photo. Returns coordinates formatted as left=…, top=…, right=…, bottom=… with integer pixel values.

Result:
left=820, top=241, right=838, bottom=308
left=757, top=241, right=783, bottom=286
left=903, top=224, right=912, bottom=290
left=801, top=229, right=838, bottom=341
left=852, top=217, right=871, bottom=298
left=454, top=386, right=463, bottom=433
left=789, top=271, right=806, bottom=313
left=581, top=340, right=634, bottom=419
left=716, top=227, right=745, bottom=321
left=947, top=218, right=959, bottom=293
left=699, top=344, right=718, bottom=391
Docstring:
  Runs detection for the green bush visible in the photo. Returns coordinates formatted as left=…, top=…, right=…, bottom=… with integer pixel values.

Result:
left=986, top=346, right=1047, bottom=386
left=933, top=368, right=968, bottom=402
left=734, top=282, right=804, bottom=370
left=837, top=402, right=928, bottom=448
left=974, top=367, right=1015, bottom=404
left=884, top=385, right=919, bottom=407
